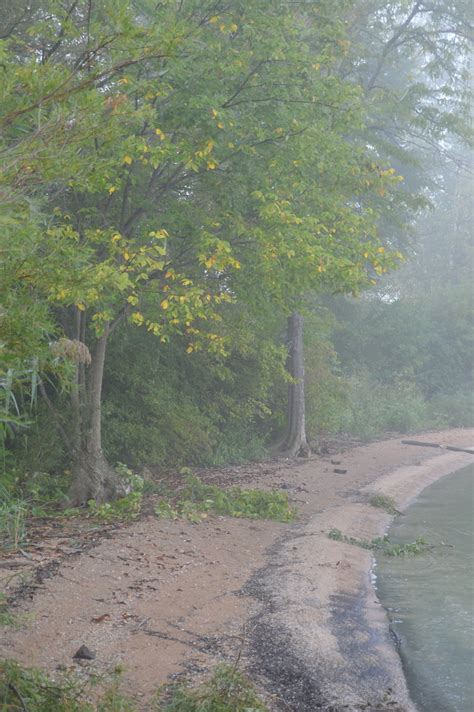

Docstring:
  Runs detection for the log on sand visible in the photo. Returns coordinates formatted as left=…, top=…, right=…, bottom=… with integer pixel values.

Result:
left=402, top=439, right=474, bottom=455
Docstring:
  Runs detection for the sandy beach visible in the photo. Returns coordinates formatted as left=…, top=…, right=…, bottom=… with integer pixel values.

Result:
left=1, top=428, right=473, bottom=710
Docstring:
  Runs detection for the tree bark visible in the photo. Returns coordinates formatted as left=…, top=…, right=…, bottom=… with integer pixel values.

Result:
left=281, top=311, right=311, bottom=457
left=69, top=325, right=122, bottom=505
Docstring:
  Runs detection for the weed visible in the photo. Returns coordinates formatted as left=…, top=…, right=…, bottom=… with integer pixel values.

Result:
left=86, top=465, right=144, bottom=521
left=369, top=494, right=401, bottom=515
left=0, top=594, right=17, bottom=628
left=87, top=491, right=142, bottom=521
left=0, top=489, right=28, bottom=551
left=156, top=664, right=270, bottom=711
left=328, top=528, right=430, bottom=556
left=0, top=661, right=270, bottom=712
left=0, top=660, right=135, bottom=712
left=154, top=475, right=295, bottom=523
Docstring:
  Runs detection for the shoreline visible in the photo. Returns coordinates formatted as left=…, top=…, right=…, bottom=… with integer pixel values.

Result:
left=246, top=430, right=474, bottom=711
left=1, top=428, right=473, bottom=710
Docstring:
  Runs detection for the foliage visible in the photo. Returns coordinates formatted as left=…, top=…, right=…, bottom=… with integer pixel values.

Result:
left=87, top=491, right=142, bottom=521
left=0, top=0, right=471, bottom=498
left=369, top=495, right=401, bottom=516
left=0, top=661, right=269, bottom=712
left=86, top=464, right=144, bottom=520
left=0, top=0, right=407, bottom=501
left=102, top=320, right=285, bottom=470
left=0, top=487, right=28, bottom=552
left=155, top=476, right=295, bottom=524
left=0, top=660, right=135, bottom=712
left=156, top=664, right=269, bottom=712
left=340, top=372, right=431, bottom=438
left=328, top=528, right=430, bottom=556
left=0, top=594, right=17, bottom=628
left=427, top=390, right=474, bottom=428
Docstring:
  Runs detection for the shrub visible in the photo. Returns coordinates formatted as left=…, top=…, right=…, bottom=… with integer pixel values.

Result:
left=427, top=390, right=474, bottom=428
left=337, top=372, right=430, bottom=439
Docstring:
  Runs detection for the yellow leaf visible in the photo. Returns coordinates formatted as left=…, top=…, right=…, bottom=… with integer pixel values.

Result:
left=155, top=128, right=166, bottom=140
left=230, top=23, right=238, bottom=32
left=161, top=299, right=169, bottom=310
left=127, top=295, right=139, bottom=305
left=377, top=246, right=385, bottom=253
left=118, top=77, right=129, bottom=85
left=76, top=303, right=86, bottom=311
left=111, top=234, right=121, bottom=243
left=217, top=122, right=224, bottom=129
left=108, top=186, right=117, bottom=194
left=207, top=161, right=218, bottom=170
left=363, top=251, right=369, bottom=258
left=211, top=109, right=218, bottom=118
left=123, top=155, right=133, bottom=165
left=209, top=15, right=219, bottom=24
left=186, top=345, right=194, bottom=353
left=130, top=312, right=144, bottom=325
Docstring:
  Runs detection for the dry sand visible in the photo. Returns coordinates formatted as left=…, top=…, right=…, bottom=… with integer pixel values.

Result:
left=1, top=428, right=473, bottom=710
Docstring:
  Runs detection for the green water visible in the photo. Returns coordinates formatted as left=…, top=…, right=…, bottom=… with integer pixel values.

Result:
left=376, top=464, right=474, bottom=712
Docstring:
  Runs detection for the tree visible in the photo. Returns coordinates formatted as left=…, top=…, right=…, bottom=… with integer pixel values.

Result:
left=294, top=0, right=473, bottom=449
left=1, top=0, right=405, bottom=500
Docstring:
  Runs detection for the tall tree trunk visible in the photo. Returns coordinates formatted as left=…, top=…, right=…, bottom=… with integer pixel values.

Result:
left=69, top=325, right=122, bottom=505
left=281, top=311, right=311, bottom=457
left=70, top=308, right=82, bottom=454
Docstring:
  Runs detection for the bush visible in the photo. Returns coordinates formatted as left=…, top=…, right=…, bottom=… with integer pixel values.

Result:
left=427, top=390, right=474, bottom=428
left=337, top=372, right=430, bottom=439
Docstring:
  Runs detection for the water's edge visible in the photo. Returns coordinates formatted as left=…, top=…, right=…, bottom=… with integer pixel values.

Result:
left=375, top=465, right=474, bottom=712
left=247, top=435, right=474, bottom=712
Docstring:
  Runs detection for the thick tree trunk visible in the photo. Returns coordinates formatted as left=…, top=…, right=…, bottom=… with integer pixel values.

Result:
left=69, top=326, right=122, bottom=505
left=281, top=311, right=311, bottom=457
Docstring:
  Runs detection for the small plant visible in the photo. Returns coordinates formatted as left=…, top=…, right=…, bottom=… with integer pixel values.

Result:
left=115, top=463, right=144, bottom=495
left=156, top=664, right=270, bottom=711
left=369, top=494, right=401, bottom=515
left=0, top=660, right=135, bottom=711
left=87, top=491, right=142, bottom=521
left=328, top=528, right=431, bottom=556
left=0, top=489, right=28, bottom=551
left=154, top=475, right=295, bottom=523
left=86, top=465, right=144, bottom=521
left=371, top=535, right=430, bottom=556
left=0, top=594, right=16, bottom=627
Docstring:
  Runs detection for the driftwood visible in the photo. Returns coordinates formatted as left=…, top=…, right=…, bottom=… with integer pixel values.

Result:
left=402, top=440, right=474, bottom=455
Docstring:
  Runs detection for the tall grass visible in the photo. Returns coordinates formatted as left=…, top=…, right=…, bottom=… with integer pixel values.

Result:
left=0, top=486, right=28, bottom=551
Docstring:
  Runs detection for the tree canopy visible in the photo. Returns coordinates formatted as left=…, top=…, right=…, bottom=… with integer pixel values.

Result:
left=1, top=0, right=471, bottom=501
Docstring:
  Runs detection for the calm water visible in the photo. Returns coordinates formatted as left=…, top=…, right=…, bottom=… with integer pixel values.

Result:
left=376, top=464, right=474, bottom=712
